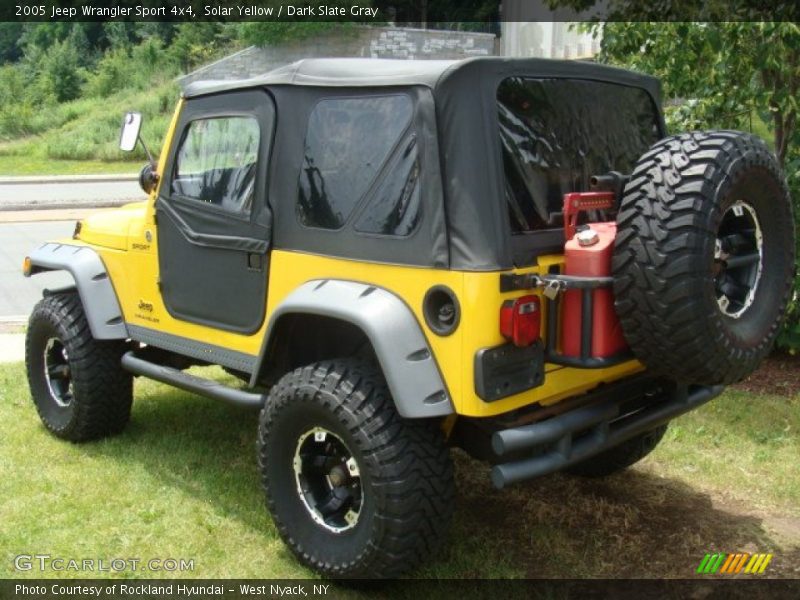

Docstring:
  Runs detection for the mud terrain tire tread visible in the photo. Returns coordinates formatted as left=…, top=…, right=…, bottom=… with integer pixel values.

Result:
left=257, top=359, right=454, bottom=578
left=25, top=292, right=133, bottom=441
left=613, top=131, right=795, bottom=384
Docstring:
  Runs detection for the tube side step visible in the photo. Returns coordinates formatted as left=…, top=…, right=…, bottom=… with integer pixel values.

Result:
left=121, top=351, right=266, bottom=409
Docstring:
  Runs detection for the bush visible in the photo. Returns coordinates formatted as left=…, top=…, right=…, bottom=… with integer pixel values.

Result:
left=34, top=39, right=84, bottom=103
left=84, top=38, right=176, bottom=99
left=0, top=66, right=35, bottom=138
left=777, top=158, right=800, bottom=353
left=83, top=47, right=130, bottom=98
left=41, top=82, right=178, bottom=162
left=0, top=104, right=35, bottom=139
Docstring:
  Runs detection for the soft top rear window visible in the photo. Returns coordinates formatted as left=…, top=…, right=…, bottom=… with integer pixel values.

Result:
left=498, top=77, right=661, bottom=234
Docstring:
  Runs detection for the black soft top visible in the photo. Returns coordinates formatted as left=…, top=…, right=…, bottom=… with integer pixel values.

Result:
left=184, top=57, right=661, bottom=103
left=182, top=57, right=664, bottom=271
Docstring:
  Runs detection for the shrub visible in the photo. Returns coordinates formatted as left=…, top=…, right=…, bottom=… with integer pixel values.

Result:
left=0, top=66, right=35, bottom=138
left=0, top=104, right=35, bottom=139
left=41, top=82, right=178, bottom=163
left=83, top=47, right=131, bottom=98
left=34, top=39, right=85, bottom=103
left=777, top=160, right=800, bottom=353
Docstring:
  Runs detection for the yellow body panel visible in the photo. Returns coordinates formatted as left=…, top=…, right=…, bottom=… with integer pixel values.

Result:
left=64, top=96, right=644, bottom=418
left=82, top=215, right=644, bottom=417
left=263, top=251, right=644, bottom=417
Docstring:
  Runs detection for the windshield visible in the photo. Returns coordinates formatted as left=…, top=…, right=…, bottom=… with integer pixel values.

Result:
left=498, top=77, right=661, bottom=233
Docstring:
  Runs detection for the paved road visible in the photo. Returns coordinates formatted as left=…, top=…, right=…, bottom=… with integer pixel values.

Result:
left=0, top=221, right=75, bottom=320
left=0, top=178, right=144, bottom=210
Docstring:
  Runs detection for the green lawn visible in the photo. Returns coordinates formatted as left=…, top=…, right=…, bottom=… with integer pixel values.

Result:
left=0, top=155, right=139, bottom=176
left=1, top=362, right=798, bottom=580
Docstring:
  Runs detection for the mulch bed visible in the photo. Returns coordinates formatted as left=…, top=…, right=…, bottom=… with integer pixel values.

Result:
left=733, top=351, right=800, bottom=397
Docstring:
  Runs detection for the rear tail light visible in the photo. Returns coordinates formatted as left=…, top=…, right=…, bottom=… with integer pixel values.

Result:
left=500, top=295, right=541, bottom=347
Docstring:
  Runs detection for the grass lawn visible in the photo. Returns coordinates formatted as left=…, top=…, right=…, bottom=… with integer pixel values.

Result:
left=1, top=361, right=798, bottom=581
left=0, top=155, right=139, bottom=177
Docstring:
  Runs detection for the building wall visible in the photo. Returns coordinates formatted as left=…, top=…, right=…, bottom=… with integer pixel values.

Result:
left=177, top=26, right=497, bottom=87
left=502, top=22, right=601, bottom=60
left=500, top=0, right=605, bottom=60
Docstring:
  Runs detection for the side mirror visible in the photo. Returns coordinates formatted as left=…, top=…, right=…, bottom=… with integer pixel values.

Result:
left=119, top=112, right=143, bottom=152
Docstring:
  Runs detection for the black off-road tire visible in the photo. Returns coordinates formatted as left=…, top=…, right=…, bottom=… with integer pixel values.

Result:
left=257, top=359, right=454, bottom=578
left=565, top=424, right=668, bottom=478
left=25, top=292, right=133, bottom=442
left=614, top=131, right=795, bottom=385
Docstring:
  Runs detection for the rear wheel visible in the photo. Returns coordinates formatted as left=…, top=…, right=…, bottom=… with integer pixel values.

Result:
left=613, top=131, right=795, bottom=384
left=566, top=424, right=668, bottom=478
left=257, top=359, right=454, bottom=578
left=25, top=292, right=132, bottom=442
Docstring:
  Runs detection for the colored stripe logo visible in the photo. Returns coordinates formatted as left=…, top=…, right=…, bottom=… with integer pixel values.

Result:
left=697, top=552, right=773, bottom=574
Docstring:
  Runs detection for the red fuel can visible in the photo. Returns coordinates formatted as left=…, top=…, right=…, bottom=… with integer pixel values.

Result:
left=562, top=222, right=627, bottom=358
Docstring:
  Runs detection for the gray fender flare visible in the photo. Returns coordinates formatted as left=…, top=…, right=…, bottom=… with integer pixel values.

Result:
left=250, top=279, right=453, bottom=418
left=27, top=243, right=128, bottom=340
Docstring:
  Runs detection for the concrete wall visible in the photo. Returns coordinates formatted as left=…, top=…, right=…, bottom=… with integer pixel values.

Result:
left=177, top=26, right=497, bottom=87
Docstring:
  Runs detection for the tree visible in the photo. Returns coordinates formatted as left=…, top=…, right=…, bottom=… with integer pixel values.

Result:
left=169, top=23, right=232, bottom=73
left=0, top=23, right=23, bottom=62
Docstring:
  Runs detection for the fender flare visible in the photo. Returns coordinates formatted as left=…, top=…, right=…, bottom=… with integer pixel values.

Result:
left=250, top=279, right=453, bottom=419
left=27, top=243, right=128, bottom=340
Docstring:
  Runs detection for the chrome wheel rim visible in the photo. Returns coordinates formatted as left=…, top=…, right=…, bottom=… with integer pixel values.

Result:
left=713, top=200, right=764, bottom=319
left=293, top=427, right=362, bottom=533
left=43, top=337, right=73, bottom=408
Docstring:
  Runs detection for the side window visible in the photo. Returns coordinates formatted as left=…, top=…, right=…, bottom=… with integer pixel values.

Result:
left=171, top=116, right=260, bottom=214
left=297, top=95, right=413, bottom=230
left=354, top=136, right=421, bottom=236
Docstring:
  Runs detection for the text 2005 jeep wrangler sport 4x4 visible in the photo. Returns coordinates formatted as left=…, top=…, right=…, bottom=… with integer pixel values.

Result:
left=23, top=58, right=795, bottom=578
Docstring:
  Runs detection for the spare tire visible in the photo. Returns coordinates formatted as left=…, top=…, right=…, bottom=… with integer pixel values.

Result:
left=613, top=131, right=795, bottom=385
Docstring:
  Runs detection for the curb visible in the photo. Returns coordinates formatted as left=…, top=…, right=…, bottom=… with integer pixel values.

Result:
left=0, top=174, right=138, bottom=185
left=0, top=332, right=25, bottom=363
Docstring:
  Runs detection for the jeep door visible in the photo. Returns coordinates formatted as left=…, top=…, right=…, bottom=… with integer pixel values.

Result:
left=156, top=90, right=275, bottom=333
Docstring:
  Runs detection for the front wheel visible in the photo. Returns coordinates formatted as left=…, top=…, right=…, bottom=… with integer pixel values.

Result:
left=25, top=292, right=133, bottom=442
left=257, top=360, right=454, bottom=578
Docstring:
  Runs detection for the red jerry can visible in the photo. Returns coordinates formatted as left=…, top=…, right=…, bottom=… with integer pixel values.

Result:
left=562, top=222, right=627, bottom=358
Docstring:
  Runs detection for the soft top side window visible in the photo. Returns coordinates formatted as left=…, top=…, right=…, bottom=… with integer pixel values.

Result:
left=297, top=95, right=416, bottom=232
left=171, top=116, right=260, bottom=214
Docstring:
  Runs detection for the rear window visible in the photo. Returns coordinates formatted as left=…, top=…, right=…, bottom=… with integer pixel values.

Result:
left=498, top=77, right=661, bottom=233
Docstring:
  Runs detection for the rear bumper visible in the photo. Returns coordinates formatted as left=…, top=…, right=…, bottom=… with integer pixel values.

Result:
left=490, top=380, right=724, bottom=489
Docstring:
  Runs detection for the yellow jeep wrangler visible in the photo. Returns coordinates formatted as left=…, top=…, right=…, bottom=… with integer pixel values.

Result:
left=23, top=58, right=795, bottom=578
